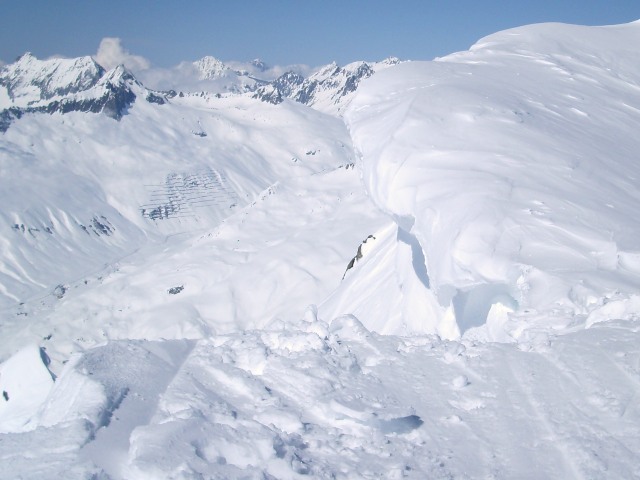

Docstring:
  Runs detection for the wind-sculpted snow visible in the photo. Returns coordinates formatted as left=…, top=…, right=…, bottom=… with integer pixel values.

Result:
left=346, top=21, right=640, bottom=340
left=2, top=318, right=639, bottom=479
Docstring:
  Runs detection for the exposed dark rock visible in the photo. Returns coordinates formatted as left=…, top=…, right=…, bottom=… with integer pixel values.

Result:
left=54, top=284, right=67, bottom=299
left=253, top=71, right=305, bottom=105
left=146, top=92, right=166, bottom=105
left=91, top=216, right=114, bottom=236
left=168, top=285, right=184, bottom=295
left=343, top=235, right=376, bottom=280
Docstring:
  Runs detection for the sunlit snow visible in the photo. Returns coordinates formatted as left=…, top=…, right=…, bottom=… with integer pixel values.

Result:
left=1, top=20, right=640, bottom=480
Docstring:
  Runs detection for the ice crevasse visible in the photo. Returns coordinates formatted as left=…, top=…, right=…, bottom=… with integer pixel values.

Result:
left=340, top=21, right=640, bottom=341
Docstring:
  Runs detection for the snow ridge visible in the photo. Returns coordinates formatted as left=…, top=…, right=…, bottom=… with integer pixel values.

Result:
left=345, top=21, right=640, bottom=340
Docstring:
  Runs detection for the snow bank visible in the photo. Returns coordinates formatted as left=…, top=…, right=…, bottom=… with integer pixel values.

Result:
left=0, top=344, right=54, bottom=432
left=346, top=21, right=640, bottom=339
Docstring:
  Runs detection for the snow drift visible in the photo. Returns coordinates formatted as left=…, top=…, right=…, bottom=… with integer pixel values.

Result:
left=345, top=21, right=640, bottom=340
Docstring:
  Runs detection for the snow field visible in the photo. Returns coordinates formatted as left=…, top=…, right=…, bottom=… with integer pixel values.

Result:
left=2, top=317, right=639, bottom=478
left=0, top=344, right=54, bottom=432
left=0, top=90, right=354, bottom=310
left=0, top=162, right=388, bottom=372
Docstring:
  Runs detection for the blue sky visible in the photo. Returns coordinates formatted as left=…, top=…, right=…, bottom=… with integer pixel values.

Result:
left=2, top=0, right=640, bottom=68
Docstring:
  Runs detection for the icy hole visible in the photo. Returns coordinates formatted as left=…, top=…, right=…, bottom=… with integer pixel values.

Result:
left=396, top=221, right=516, bottom=339
left=452, top=284, right=518, bottom=336
left=372, top=415, right=424, bottom=435
left=397, top=226, right=430, bottom=289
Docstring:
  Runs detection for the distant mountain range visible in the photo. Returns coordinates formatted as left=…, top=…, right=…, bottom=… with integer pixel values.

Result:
left=253, top=57, right=401, bottom=114
left=0, top=52, right=402, bottom=131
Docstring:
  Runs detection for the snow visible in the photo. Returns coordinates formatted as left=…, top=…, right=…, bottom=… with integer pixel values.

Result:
left=0, top=344, right=54, bottom=433
left=3, top=319, right=639, bottom=478
left=1, top=20, right=640, bottom=480
left=346, top=20, right=640, bottom=340
left=0, top=89, right=363, bottom=313
left=0, top=53, right=104, bottom=107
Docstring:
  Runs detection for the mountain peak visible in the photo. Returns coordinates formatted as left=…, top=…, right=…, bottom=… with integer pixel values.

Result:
left=102, top=63, right=139, bottom=85
left=15, top=52, right=36, bottom=63
left=316, top=62, right=340, bottom=77
left=250, top=58, right=268, bottom=72
left=1, top=53, right=105, bottom=106
left=252, top=58, right=397, bottom=115
left=0, top=53, right=170, bottom=131
left=194, top=56, right=230, bottom=80
left=381, top=56, right=401, bottom=66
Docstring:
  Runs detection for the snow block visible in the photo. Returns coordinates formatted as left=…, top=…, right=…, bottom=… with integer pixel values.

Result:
left=0, top=345, right=55, bottom=433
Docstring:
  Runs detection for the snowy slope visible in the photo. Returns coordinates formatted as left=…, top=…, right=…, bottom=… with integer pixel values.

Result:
left=2, top=316, right=639, bottom=479
left=1, top=21, right=640, bottom=480
left=0, top=161, right=388, bottom=368
left=0, top=59, right=362, bottom=311
left=345, top=21, right=640, bottom=341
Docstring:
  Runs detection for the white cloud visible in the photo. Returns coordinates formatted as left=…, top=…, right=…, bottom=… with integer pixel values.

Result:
left=94, top=37, right=151, bottom=72
left=224, top=60, right=313, bottom=81
left=135, top=58, right=316, bottom=93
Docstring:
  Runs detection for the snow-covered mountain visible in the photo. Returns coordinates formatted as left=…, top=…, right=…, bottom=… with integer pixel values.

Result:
left=133, top=54, right=396, bottom=109
left=254, top=57, right=401, bottom=115
left=133, top=55, right=269, bottom=95
left=194, top=56, right=231, bottom=79
left=1, top=53, right=104, bottom=104
left=0, top=54, right=364, bottom=314
left=0, top=53, right=170, bottom=131
left=1, top=21, right=640, bottom=480
left=191, top=56, right=269, bottom=93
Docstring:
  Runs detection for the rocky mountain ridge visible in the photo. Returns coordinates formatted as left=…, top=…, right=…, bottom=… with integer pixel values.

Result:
left=0, top=53, right=171, bottom=132
left=253, top=57, right=402, bottom=115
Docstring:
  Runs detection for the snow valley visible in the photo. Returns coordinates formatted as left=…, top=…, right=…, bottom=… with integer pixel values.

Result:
left=1, top=21, right=640, bottom=479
